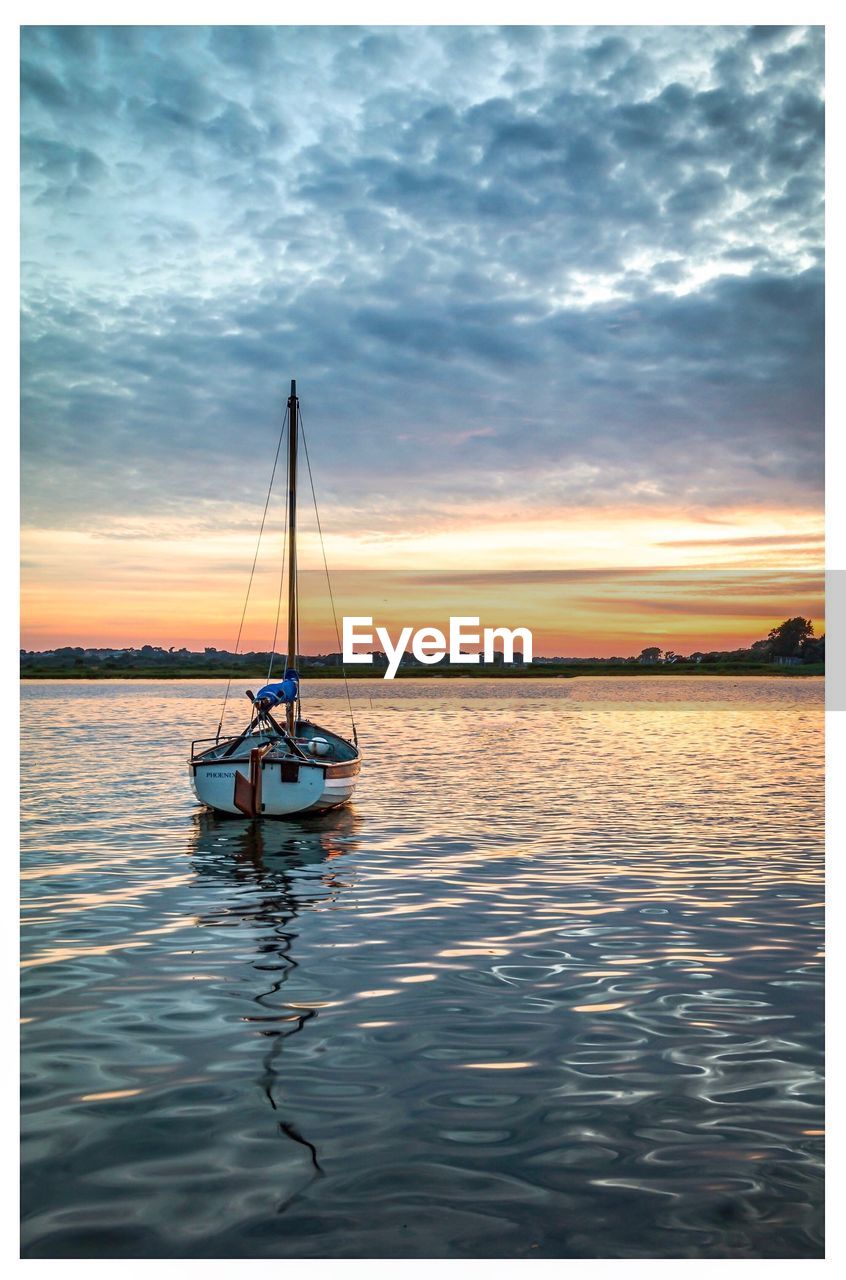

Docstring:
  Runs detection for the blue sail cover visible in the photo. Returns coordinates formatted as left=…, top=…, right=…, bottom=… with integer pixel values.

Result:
left=254, top=669, right=299, bottom=709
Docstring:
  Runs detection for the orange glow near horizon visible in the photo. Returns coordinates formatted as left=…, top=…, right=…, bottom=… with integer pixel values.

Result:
left=20, top=504, right=824, bottom=656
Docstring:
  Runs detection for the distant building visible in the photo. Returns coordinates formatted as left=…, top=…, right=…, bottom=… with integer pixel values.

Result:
left=773, top=654, right=802, bottom=666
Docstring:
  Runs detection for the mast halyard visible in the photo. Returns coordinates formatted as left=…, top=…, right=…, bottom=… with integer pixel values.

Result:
left=286, top=379, right=298, bottom=736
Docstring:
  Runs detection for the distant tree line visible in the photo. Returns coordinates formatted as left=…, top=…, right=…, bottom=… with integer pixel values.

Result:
left=18, top=644, right=334, bottom=673
left=624, top=617, right=823, bottom=667
left=20, top=617, right=823, bottom=675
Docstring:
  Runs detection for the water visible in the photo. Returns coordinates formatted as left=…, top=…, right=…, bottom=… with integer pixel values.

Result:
left=20, top=677, right=824, bottom=1258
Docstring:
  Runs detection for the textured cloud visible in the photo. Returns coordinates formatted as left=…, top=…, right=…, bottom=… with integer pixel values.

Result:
left=21, top=25, right=824, bottom=541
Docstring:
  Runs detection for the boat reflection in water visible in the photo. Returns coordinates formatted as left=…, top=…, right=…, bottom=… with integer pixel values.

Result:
left=185, top=807, right=361, bottom=1211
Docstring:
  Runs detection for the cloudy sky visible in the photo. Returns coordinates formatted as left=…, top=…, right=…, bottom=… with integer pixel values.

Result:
left=20, top=25, right=824, bottom=649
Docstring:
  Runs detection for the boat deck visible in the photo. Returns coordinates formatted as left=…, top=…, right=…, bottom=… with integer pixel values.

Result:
left=191, top=720, right=358, bottom=767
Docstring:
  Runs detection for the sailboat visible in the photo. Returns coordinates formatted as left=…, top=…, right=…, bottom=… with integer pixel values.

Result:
left=189, top=380, right=361, bottom=817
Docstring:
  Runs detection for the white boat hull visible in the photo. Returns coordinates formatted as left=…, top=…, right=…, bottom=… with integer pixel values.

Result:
left=190, top=722, right=360, bottom=817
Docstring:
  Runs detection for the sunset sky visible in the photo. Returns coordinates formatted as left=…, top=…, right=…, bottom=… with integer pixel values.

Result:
left=20, top=25, right=824, bottom=655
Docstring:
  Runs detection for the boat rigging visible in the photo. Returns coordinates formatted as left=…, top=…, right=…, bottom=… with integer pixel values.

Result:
left=188, top=380, right=361, bottom=817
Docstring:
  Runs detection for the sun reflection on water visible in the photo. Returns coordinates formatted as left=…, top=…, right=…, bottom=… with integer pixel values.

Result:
left=20, top=677, right=823, bottom=1259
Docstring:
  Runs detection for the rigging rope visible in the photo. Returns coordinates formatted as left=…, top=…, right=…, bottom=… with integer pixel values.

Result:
left=299, top=408, right=357, bottom=742
left=216, top=406, right=289, bottom=740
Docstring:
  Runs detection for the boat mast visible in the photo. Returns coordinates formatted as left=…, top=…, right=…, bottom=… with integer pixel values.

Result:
left=286, top=379, right=298, bottom=736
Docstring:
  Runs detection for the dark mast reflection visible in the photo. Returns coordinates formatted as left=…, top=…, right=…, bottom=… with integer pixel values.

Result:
left=186, top=807, right=361, bottom=1207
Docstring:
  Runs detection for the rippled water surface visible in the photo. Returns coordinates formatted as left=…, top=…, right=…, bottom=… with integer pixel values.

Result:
left=21, top=677, right=824, bottom=1258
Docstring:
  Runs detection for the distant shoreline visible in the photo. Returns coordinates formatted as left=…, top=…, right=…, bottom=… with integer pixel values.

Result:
left=20, top=664, right=824, bottom=681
